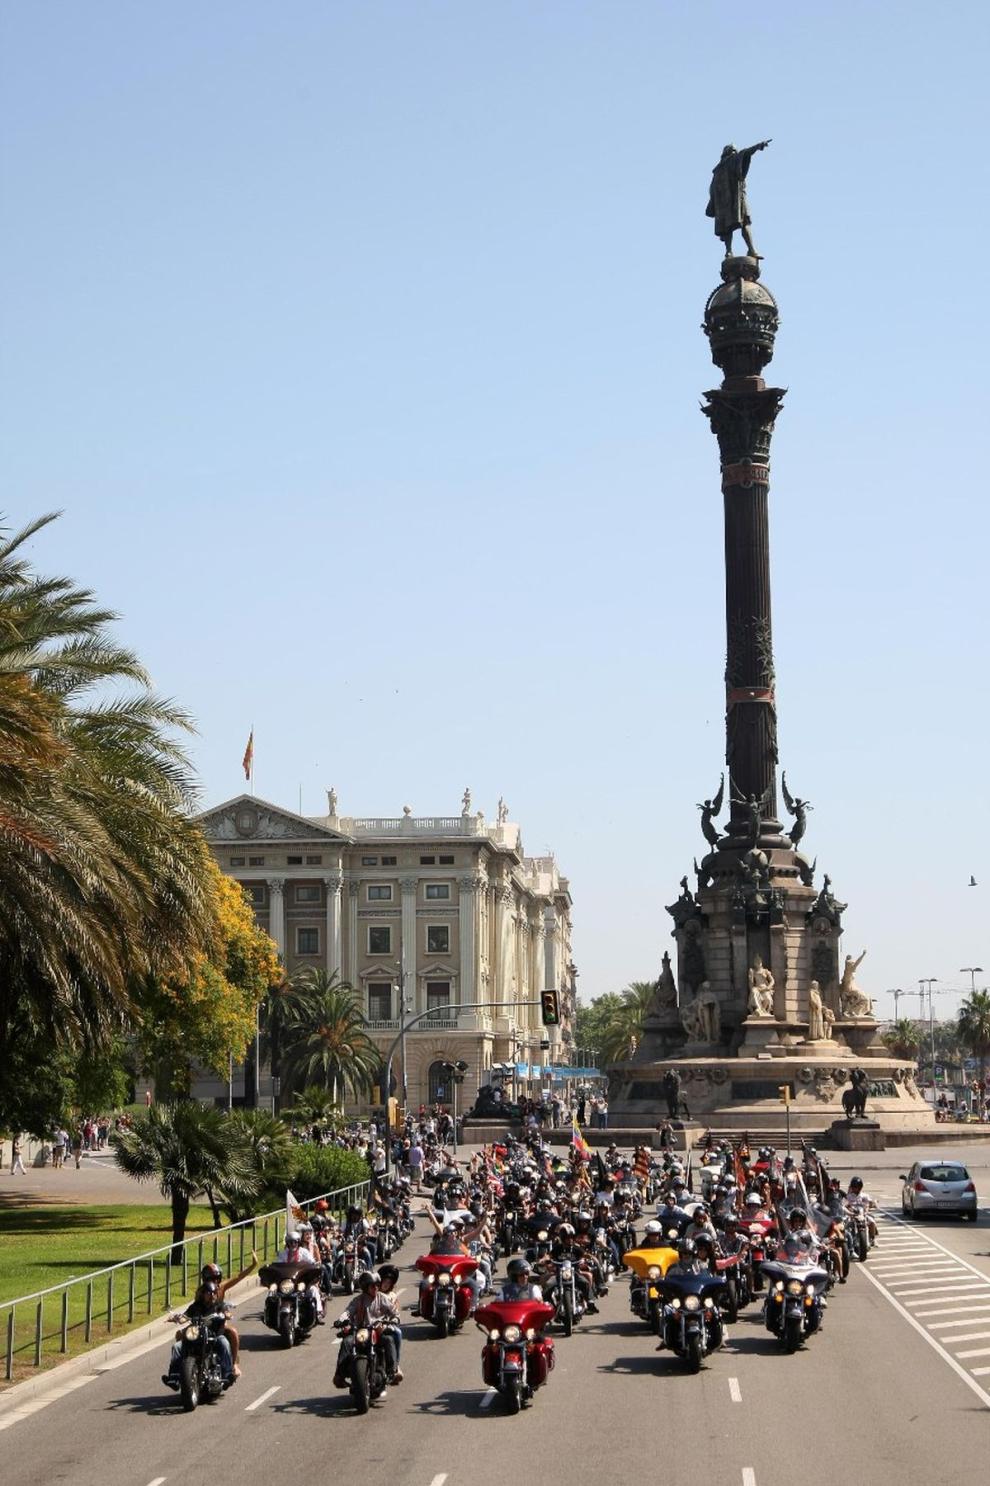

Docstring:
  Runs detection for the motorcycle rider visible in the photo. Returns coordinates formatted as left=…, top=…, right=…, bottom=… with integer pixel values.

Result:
left=377, top=1264, right=404, bottom=1377
left=684, top=1202, right=718, bottom=1247
left=196, top=1254, right=257, bottom=1378
left=333, top=1270, right=402, bottom=1392
left=845, top=1176, right=878, bottom=1247
left=537, top=1221, right=599, bottom=1314
left=413, top=1208, right=485, bottom=1314
left=275, top=1230, right=325, bottom=1322
left=665, top=1237, right=702, bottom=1277
left=779, top=1207, right=820, bottom=1261
left=500, top=1256, right=544, bottom=1301
left=162, top=1279, right=234, bottom=1391
left=339, top=1205, right=377, bottom=1272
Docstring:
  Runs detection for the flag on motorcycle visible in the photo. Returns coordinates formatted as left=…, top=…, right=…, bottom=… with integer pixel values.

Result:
left=285, top=1188, right=305, bottom=1236
left=571, top=1117, right=590, bottom=1160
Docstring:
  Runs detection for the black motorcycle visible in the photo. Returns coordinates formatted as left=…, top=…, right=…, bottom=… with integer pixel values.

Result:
left=760, top=1255, right=829, bottom=1353
left=170, top=1310, right=230, bottom=1411
left=334, top=1317, right=396, bottom=1414
left=333, top=1240, right=360, bottom=1294
left=259, top=1261, right=322, bottom=1347
left=657, top=1270, right=727, bottom=1373
left=546, top=1257, right=588, bottom=1336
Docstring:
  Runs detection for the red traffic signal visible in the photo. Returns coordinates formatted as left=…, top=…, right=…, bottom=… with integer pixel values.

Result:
left=540, top=990, right=560, bottom=1027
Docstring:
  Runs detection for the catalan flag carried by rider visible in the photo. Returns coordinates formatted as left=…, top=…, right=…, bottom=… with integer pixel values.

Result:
left=571, top=1116, right=591, bottom=1160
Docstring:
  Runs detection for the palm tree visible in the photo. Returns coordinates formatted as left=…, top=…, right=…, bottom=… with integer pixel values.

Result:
left=281, top=968, right=381, bottom=1106
left=0, top=512, right=214, bottom=1066
left=291, top=1085, right=344, bottom=1129
left=958, top=991, right=990, bottom=1087
left=222, top=1108, right=294, bottom=1221
left=258, top=976, right=311, bottom=1113
left=114, top=1102, right=261, bottom=1259
left=882, top=1018, right=922, bottom=1062
left=598, top=981, right=657, bottom=1065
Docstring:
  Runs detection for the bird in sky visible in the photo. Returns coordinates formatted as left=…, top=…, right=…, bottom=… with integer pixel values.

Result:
left=969, top=875, right=977, bottom=886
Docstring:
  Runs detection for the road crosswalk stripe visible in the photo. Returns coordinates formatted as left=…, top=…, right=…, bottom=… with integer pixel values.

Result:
left=930, top=1316, right=990, bottom=1329
left=910, top=1299, right=990, bottom=1314
left=940, top=1332, right=990, bottom=1344
left=955, top=1347, right=990, bottom=1359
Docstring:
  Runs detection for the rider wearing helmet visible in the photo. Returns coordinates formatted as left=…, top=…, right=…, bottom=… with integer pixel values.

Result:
left=335, top=1272, right=402, bottom=1389
left=845, top=1176, right=878, bottom=1246
left=501, top=1256, right=543, bottom=1302
left=667, top=1237, right=701, bottom=1277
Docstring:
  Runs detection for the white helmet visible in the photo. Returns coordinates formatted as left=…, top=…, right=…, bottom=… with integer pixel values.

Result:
left=744, top=1192, right=762, bottom=1207
left=645, top=1219, right=663, bottom=1238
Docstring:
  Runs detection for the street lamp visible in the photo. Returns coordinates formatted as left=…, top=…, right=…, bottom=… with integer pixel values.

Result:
left=393, top=962, right=412, bottom=1114
left=888, top=988, right=906, bottom=1018
left=919, top=978, right=939, bottom=1080
left=960, top=967, right=984, bottom=996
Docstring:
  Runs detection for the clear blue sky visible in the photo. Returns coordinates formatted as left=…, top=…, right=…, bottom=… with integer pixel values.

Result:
left=3, top=3, right=988, bottom=1021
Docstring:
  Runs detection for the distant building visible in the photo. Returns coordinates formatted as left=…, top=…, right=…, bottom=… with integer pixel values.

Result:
left=192, top=792, right=575, bottom=1113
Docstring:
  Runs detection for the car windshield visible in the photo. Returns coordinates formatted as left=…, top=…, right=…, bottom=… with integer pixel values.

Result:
left=919, top=1166, right=968, bottom=1182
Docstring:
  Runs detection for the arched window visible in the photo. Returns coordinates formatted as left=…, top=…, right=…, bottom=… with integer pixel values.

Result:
left=428, top=1060, right=451, bottom=1105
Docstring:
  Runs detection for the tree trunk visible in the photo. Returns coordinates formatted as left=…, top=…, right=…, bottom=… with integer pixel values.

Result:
left=170, top=1190, right=190, bottom=1265
left=204, top=1185, right=223, bottom=1231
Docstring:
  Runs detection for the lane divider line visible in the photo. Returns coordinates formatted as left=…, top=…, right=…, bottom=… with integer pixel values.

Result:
left=428, top=1476, right=449, bottom=1486
left=245, top=1385, right=280, bottom=1412
left=742, top=1469, right=757, bottom=1486
left=147, top=1478, right=167, bottom=1486
left=479, top=1387, right=497, bottom=1410
left=729, top=1377, right=742, bottom=1403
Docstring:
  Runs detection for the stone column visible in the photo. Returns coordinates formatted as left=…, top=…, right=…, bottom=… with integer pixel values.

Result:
left=267, top=878, right=286, bottom=957
left=346, top=879, right=359, bottom=984
left=400, top=877, right=418, bottom=1014
left=458, top=876, right=477, bottom=1012
left=324, top=872, right=343, bottom=977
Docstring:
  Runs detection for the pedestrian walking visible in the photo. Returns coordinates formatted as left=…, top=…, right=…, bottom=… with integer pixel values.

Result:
left=72, top=1129, right=83, bottom=1168
left=10, top=1136, right=26, bottom=1175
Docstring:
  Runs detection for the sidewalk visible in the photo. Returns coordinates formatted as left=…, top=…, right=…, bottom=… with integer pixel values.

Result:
left=0, top=1151, right=152, bottom=1208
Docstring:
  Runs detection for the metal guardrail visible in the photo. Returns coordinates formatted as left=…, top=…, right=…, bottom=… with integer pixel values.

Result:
left=1, top=1180, right=369, bottom=1385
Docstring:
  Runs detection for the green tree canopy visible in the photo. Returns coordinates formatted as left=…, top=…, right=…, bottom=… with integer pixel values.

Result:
left=280, top=969, right=381, bottom=1104
left=958, top=991, right=990, bottom=1081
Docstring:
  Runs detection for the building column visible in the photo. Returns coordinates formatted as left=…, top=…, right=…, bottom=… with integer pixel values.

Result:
left=267, top=877, right=286, bottom=957
left=324, top=872, right=343, bottom=978
left=346, top=879, right=359, bottom=984
left=400, top=877, right=418, bottom=1014
left=458, top=876, right=477, bottom=1012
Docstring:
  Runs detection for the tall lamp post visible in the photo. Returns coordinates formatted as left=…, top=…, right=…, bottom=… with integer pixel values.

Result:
left=919, top=978, right=939, bottom=1081
left=960, top=966, right=984, bottom=996
left=888, top=988, right=906, bottom=1018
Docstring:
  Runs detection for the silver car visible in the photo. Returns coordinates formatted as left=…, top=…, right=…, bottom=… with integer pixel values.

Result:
left=900, top=1160, right=979, bottom=1220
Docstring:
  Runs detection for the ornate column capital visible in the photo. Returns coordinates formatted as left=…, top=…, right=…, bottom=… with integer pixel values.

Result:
left=267, top=877, right=285, bottom=896
left=458, top=875, right=478, bottom=894
left=347, top=879, right=360, bottom=899
left=323, top=873, right=343, bottom=893
left=400, top=877, right=418, bottom=895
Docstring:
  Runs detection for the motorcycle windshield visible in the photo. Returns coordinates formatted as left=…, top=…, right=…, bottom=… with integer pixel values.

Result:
left=624, top=1247, right=680, bottom=1280
left=474, top=1300, right=554, bottom=1334
left=415, top=1254, right=479, bottom=1280
left=659, top=1272, right=726, bottom=1302
left=259, top=1262, right=322, bottom=1286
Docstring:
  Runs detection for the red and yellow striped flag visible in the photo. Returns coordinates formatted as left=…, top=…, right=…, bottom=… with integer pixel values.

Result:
left=242, top=730, right=254, bottom=780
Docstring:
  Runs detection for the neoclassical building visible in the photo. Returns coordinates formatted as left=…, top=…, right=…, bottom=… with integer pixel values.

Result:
left=194, top=792, right=576, bottom=1112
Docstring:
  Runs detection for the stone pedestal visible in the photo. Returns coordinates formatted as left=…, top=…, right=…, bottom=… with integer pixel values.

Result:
left=739, top=1017, right=784, bottom=1056
left=830, top=1119, right=885, bottom=1152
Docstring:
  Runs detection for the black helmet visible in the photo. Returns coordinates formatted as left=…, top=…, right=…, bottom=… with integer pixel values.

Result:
left=677, top=1238, right=697, bottom=1262
left=788, top=1207, right=807, bottom=1224
left=310, top=1215, right=327, bottom=1233
left=357, top=1270, right=381, bottom=1292
left=848, top=1176, right=863, bottom=1190
left=507, top=1257, right=531, bottom=1281
left=378, top=1264, right=399, bottom=1285
left=347, top=1205, right=362, bottom=1219
left=201, top=1262, right=222, bottom=1284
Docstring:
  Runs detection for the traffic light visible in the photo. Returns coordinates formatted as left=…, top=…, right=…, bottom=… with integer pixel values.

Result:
left=540, top=990, right=560, bottom=1027
left=779, top=1083, right=791, bottom=1107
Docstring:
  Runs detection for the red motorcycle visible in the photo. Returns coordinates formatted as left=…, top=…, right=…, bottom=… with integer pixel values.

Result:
left=414, top=1254, right=479, bottom=1336
left=744, top=1215, right=777, bottom=1293
left=475, top=1299, right=555, bottom=1413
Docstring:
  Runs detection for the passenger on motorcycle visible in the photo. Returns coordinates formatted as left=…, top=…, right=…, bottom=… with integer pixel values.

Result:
left=195, top=1256, right=257, bottom=1376
left=717, top=1215, right=749, bottom=1259
left=500, top=1256, right=544, bottom=1302
left=334, top=1271, right=402, bottom=1390
left=275, top=1230, right=325, bottom=1320
left=377, top=1265, right=404, bottom=1374
left=684, top=1203, right=717, bottom=1247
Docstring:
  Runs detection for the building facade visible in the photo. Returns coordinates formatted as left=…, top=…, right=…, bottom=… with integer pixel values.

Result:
left=194, top=792, right=576, bottom=1113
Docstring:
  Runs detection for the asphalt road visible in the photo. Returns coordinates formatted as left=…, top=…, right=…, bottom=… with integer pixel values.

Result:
left=3, top=1167, right=990, bottom=1486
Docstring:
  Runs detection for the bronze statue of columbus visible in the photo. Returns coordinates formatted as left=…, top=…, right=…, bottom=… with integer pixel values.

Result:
left=706, top=140, right=771, bottom=258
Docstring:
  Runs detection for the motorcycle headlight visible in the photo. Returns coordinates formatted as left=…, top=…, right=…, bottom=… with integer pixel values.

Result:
left=267, top=1284, right=278, bottom=1295
left=647, top=1265, right=661, bottom=1280
left=437, top=1273, right=452, bottom=1287
left=525, top=1327, right=536, bottom=1341
left=806, top=1284, right=816, bottom=1297
left=670, top=1297, right=682, bottom=1310
left=703, top=1297, right=715, bottom=1309
left=296, top=1282, right=307, bottom=1293
left=684, top=1295, right=701, bottom=1312
left=355, top=1328, right=370, bottom=1343
left=538, top=1230, right=549, bottom=1242
left=560, top=1264, right=573, bottom=1278
left=426, top=1274, right=435, bottom=1285
left=184, top=1325, right=200, bottom=1341
left=503, top=1325, right=521, bottom=1343
left=749, top=1225, right=762, bottom=1235
left=488, top=1328, right=501, bottom=1341
left=786, top=1280, right=803, bottom=1295
left=774, top=1280, right=784, bottom=1292
left=279, top=1280, right=294, bottom=1295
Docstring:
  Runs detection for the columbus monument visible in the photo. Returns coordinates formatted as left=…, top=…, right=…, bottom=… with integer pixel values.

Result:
left=609, top=143, right=932, bottom=1138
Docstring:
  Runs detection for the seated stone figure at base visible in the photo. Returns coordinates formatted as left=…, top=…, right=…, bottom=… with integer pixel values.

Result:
left=747, top=956, right=775, bottom=1018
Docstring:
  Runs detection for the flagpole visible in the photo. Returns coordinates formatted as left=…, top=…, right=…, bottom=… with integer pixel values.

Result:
left=250, top=722, right=255, bottom=796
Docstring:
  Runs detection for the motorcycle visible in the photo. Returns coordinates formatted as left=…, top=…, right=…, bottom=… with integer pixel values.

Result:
left=334, top=1316, right=396, bottom=1413
left=546, top=1256, right=588, bottom=1336
left=259, top=1261, right=322, bottom=1347
left=414, top=1254, right=479, bottom=1336
left=475, top=1299, right=555, bottom=1413
left=499, top=1208, right=521, bottom=1257
left=714, top=1252, right=746, bottom=1322
left=167, top=1309, right=231, bottom=1412
left=333, top=1240, right=360, bottom=1294
left=760, top=1252, right=829, bottom=1353
left=744, top=1215, right=777, bottom=1293
left=846, top=1200, right=872, bottom=1263
left=625, top=1243, right=679, bottom=1334
left=657, top=1269, right=727, bottom=1372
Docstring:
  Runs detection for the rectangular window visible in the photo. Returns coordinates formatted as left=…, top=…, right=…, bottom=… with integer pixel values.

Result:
left=287, top=854, right=303, bottom=865
left=306, top=855, right=322, bottom=865
left=243, top=883, right=265, bottom=905
left=361, top=856, right=378, bottom=866
left=230, top=857, right=245, bottom=867
left=381, top=855, right=397, bottom=866
left=426, top=981, right=451, bottom=1011
left=439, top=854, right=455, bottom=865
left=248, top=856, right=265, bottom=866
left=367, top=884, right=392, bottom=902
left=368, top=984, right=392, bottom=1020
left=368, top=926, right=391, bottom=955
left=420, top=855, right=435, bottom=865
left=297, top=927, right=319, bottom=955
left=427, top=925, right=449, bottom=954
left=295, top=883, right=321, bottom=903
left=425, top=882, right=450, bottom=900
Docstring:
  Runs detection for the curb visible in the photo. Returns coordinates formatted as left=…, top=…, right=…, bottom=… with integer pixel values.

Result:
left=0, top=1271, right=262, bottom=1415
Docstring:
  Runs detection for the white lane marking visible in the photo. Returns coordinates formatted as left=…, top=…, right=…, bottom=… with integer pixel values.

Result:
left=147, top=1479, right=167, bottom=1486
left=742, top=1470, right=757, bottom=1486
left=911, top=1300, right=990, bottom=1315
left=728, top=1376, right=742, bottom=1403
left=874, top=1266, right=961, bottom=1279
left=428, top=1476, right=449, bottom=1486
left=973, top=1367, right=990, bottom=1377
left=940, top=1331, right=990, bottom=1344
left=931, top=1315, right=990, bottom=1329
left=886, top=1280, right=990, bottom=1297
left=880, top=1213, right=990, bottom=1283
left=245, top=1385, right=280, bottom=1412
left=955, top=1347, right=990, bottom=1359
left=854, top=1264, right=990, bottom=1410
left=479, top=1387, right=497, bottom=1409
